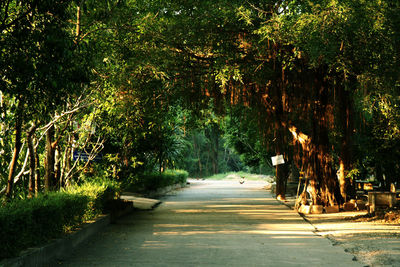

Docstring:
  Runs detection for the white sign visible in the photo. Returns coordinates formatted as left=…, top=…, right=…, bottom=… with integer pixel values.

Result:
left=271, top=155, right=285, bottom=166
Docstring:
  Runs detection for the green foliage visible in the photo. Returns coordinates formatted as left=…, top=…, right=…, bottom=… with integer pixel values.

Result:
left=1, top=0, right=400, bottom=210
left=0, top=179, right=121, bottom=259
left=223, top=107, right=274, bottom=173
left=177, top=125, right=247, bottom=178
left=124, top=169, right=188, bottom=193
left=66, top=179, right=121, bottom=220
left=0, top=192, right=88, bottom=259
left=164, top=169, right=189, bottom=184
left=346, top=168, right=361, bottom=180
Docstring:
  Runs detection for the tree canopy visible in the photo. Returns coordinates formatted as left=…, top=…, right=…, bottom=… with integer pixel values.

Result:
left=1, top=0, right=399, bottom=207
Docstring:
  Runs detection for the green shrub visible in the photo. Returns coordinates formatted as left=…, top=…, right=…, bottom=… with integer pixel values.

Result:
left=0, top=179, right=121, bottom=260
left=125, top=169, right=188, bottom=193
left=66, top=179, right=121, bottom=220
left=165, top=169, right=189, bottom=184
left=0, top=192, right=88, bottom=259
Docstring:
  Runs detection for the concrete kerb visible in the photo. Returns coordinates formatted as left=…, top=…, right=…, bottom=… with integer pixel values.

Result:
left=0, top=182, right=187, bottom=267
left=277, top=196, right=296, bottom=210
left=145, top=182, right=187, bottom=199
left=277, top=197, right=322, bottom=234
left=277, top=197, right=358, bottom=256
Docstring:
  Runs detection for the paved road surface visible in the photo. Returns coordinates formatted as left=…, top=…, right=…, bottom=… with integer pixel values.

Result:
left=61, top=179, right=360, bottom=266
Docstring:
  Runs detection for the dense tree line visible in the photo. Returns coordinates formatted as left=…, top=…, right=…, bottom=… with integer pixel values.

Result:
left=1, top=1, right=399, bottom=208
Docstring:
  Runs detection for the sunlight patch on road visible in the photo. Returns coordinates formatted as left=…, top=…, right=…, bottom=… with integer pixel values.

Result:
left=153, top=230, right=315, bottom=236
left=317, top=229, right=400, bottom=236
left=154, top=224, right=208, bottom=228
left=141, top=241, right=172, bottom=249
left=256, top=223, right=313, bottom=231
left=205, top=204, right=271, bottom=208
left=172, top=208, right=296, bottom=219
left=269, top=236, right=316, bottom=239
left=276, top=243, right=309, bottom=246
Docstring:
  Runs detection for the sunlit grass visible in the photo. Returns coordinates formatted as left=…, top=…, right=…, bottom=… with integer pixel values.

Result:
left=204, top=171, right=274, bottom=182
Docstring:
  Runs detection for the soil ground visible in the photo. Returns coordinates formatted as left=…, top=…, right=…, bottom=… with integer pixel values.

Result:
left=284, top=197, right=400, bottom=267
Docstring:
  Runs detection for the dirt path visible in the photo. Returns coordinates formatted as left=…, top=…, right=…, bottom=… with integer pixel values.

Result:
left=303, top=211, right=400, bottom=266
left=59, top=179, right=360, bottom=266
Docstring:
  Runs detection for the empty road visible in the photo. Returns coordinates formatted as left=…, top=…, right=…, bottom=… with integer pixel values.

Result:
left=61, top=179, right=360, bottom=266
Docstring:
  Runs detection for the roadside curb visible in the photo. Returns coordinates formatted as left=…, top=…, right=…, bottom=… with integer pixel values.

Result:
left=1, top=215, right=110, bottom=267
left=277, top=198, right=318, bottom=228
left=144, top=182, right=187, bottom=199
left=276, top=197, right=296, bottom=210
left=277, top=196, right=360, bottom=264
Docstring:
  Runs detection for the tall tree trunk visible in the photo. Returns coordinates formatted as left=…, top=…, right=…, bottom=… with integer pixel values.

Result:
left=274, top=72, right=288, bottom=200
left=66, top=138, right=72, bottom=175
left=313, top=80, right=338, bottom=206
left=5, top=106, right=23, bottom=200
left=289, top=123, right=339, bottom=206
left=194, top=139, right=202, bottom=178
left=34, top=140, right=40, bottom=197
left=159, top=147, right=163, bottom=173
left=75, top=5, right=81, bottom=43
left=44, top=125, right=56, bottom=191
left=337, top=86, right=354, bottom=203
left=275, top=122, right=288, bottom=200
left=275, top=163, right=289, bottom=200
left=27, top=125, right=37, bottom=198
left=212, top=124, right=219, bottom=174
left=0, top=91, right=5, bottom=141
left=60, top=134, right=72, bottom=188
left=55, top=145, right=61, bottom=188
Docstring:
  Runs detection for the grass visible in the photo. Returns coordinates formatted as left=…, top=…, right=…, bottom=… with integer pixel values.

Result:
left=204, top=171, right=275, bottom=182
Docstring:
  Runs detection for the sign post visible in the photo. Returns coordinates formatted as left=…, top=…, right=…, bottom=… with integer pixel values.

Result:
left=271, top=155, right=285, bottom=166
left=73, top=151, right=102, bottom=162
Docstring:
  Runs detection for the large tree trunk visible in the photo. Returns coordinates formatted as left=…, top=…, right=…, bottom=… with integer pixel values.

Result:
left=212, top=124, right=219, bottom=174
left=60, top=133, right=72, bottom=188
left=275, top=163, right=289, bottom=200
left=34, top=141, right=40, bottom=197
left=273, top=71, right=288, bottom=200
left=5, top=105, right=23, bottom=200
left=293, top=71, right=341, bottom=207
left=194, top=136, right=202, bottom=177
left=74, top=5, right=81, bottom=43
left=44, top=125, right=56, bottom=191
left=337, top=86, right=354, bottom=203
left=158, top=137, right=163, bottom=173
left=54, top=145, right=61, bottom=188
left=27, top=125, right=37, bottom=198
left=289, top=123, right=339, bottom=206
left=275, top=122, right=288, bottom=200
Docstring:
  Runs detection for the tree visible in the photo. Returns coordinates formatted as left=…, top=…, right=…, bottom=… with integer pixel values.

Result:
left=2, top=0, right=400, bottom=207
left=0, top=0, right=90, bottom=199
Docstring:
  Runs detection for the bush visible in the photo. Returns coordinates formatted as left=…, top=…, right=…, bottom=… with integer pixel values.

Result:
left=0, top=192, right=88, bottom=259
left=125, top=169, right=188, bottom=193
left=0, top=179, right=121, bottom=260
left=163, top=169, right=189, bottom=184
left=66, top=179, right=121, bottom=220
